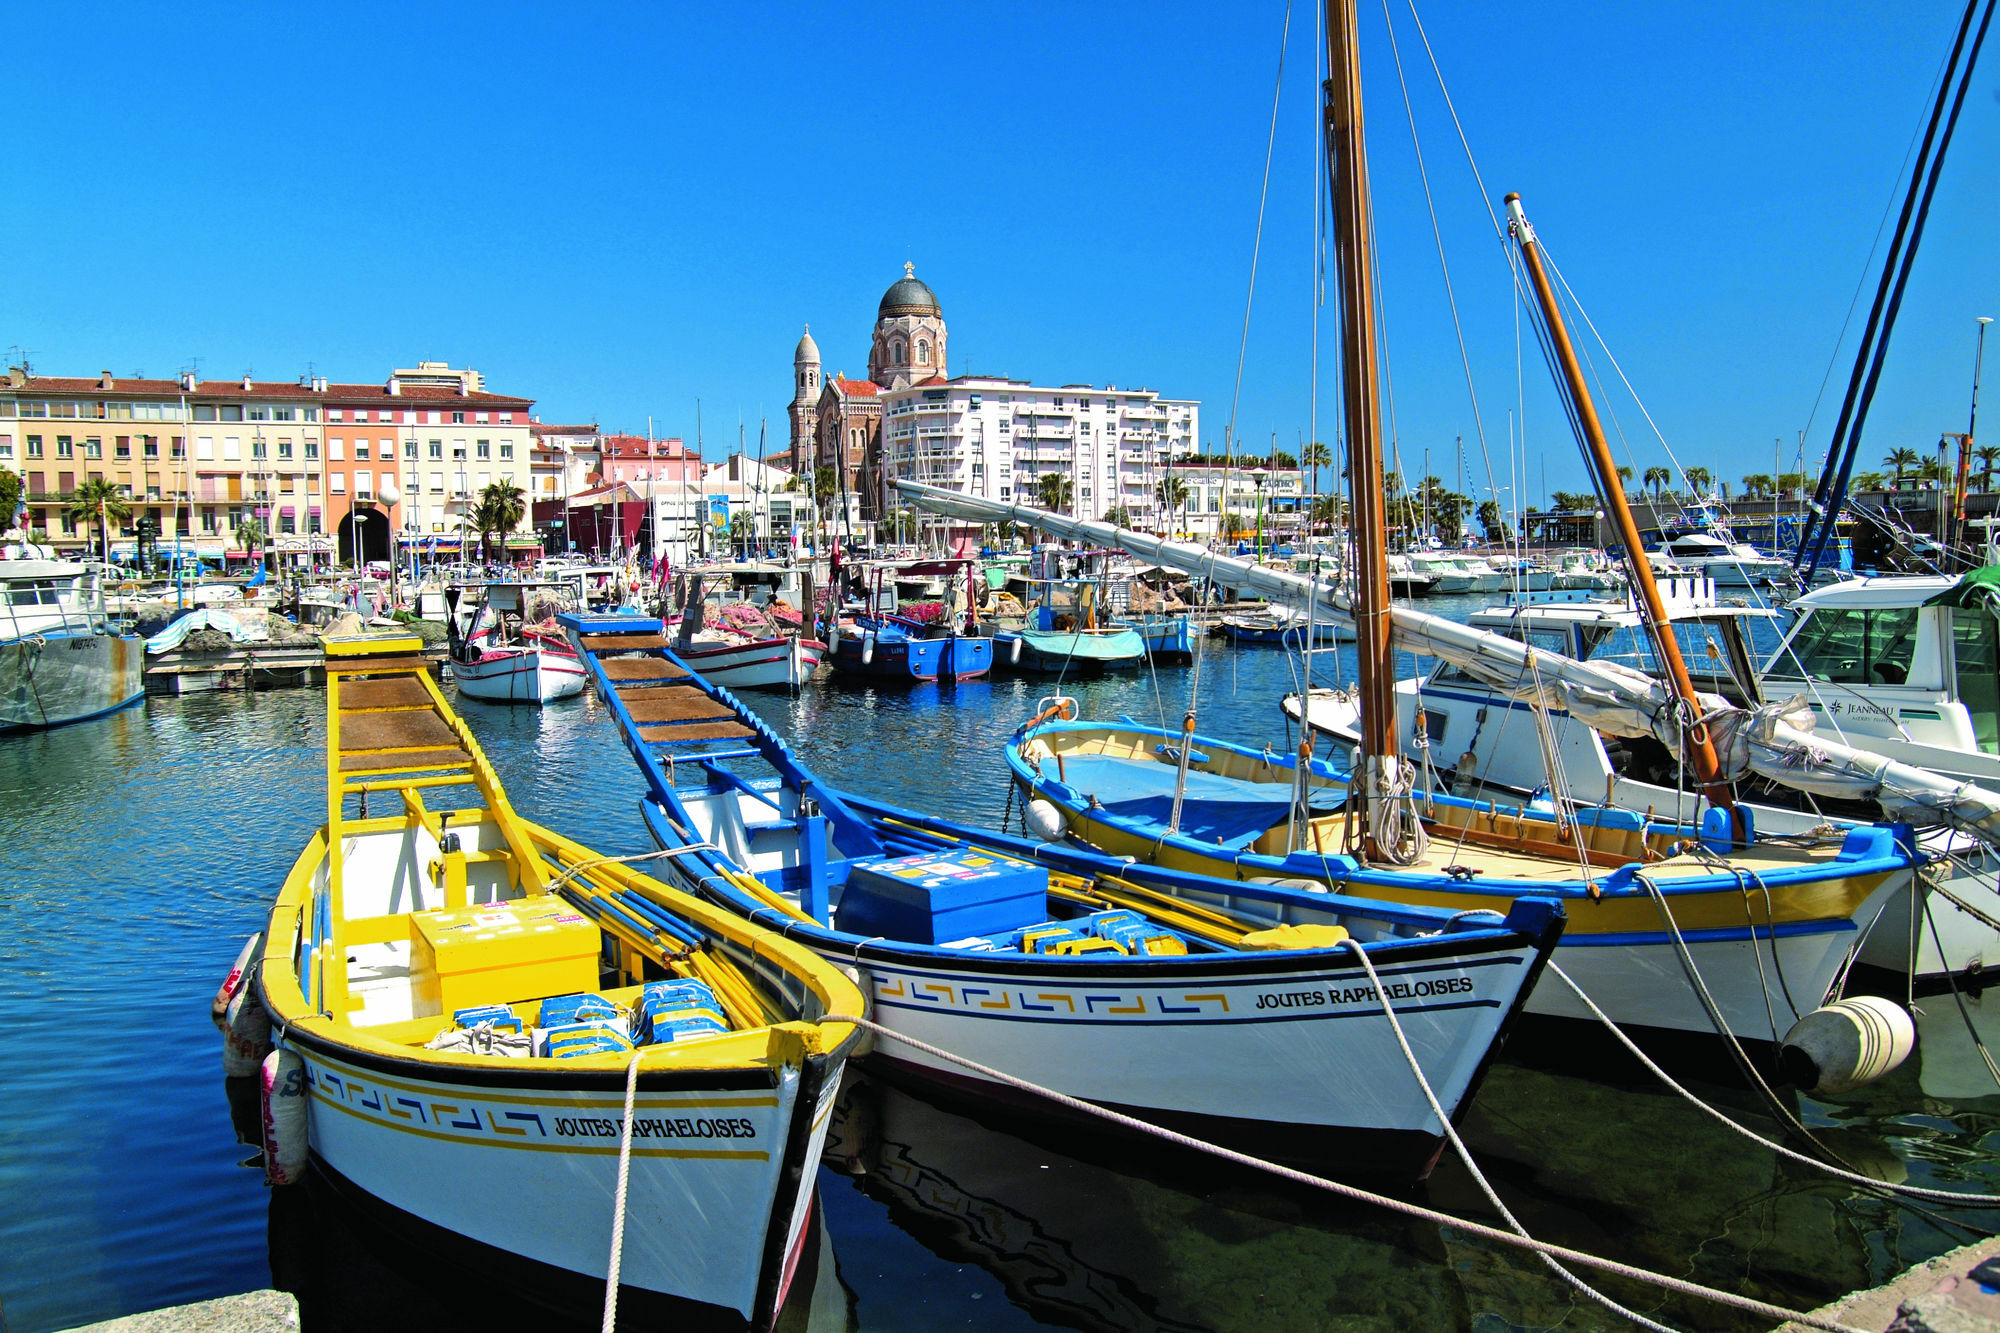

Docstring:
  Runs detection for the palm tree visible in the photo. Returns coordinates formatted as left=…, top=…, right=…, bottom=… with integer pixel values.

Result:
left=1850, top=470, right=1889, bottom=492
left=1156, top=474, right=1189, bottom=537
left=1885, top=447, right=1919, bottom=487
left=1104, top=505, right=1133, bottom=529
left=65, top=477, right=132, bottom=564
left=1300, top=441, right=1332, bottom=532
left=1036, top=472, right=1073, bottom=514
left=1615, top=463, right=1635, bottom=499
left=1684, top=466, right=1712, bottom=497
left=1642, top=466, right=1671, bottom=505
left=476, top=478, right=527, bottom=565
left=1741, top=474, right=1773, bottom=499
left=1979, top=445, right=2000, bottom=493
left=234, top=516, right=266, bottom=567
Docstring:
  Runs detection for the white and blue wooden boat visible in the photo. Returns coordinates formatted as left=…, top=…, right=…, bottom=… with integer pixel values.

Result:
left=561, top=613, right=1567, bottom=1183
left=826, top=613, right=994, bottom=683
left=247, top=634, right=862, bottom=1329
left=1117, top=610, right=1195, bottom=660
left=1215, top=604, right=1352, bottom=646
left=1005, top=713, right=1921, bottom=1046
left=0, top=559, right=144, bottom=731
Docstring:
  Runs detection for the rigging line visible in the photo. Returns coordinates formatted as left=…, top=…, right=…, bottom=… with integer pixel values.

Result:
left=1803, top=50, right=1954, bottom=442
left=1400, top=0, right=1505, bottom=244
left=1223, top=0, right=1294, bottom=465
left=1801, top=0, right=1991, bottom=577
left=1807, top=0, right=1997, bottom=583
left=1379, top=0, right=1506, bottom=533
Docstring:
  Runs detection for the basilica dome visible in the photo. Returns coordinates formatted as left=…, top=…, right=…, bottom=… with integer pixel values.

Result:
left=878, top=263, right=941, bottom=318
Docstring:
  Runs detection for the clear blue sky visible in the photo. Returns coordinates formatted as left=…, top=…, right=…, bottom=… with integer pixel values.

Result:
left=7, top=2, right=1997, bottom=506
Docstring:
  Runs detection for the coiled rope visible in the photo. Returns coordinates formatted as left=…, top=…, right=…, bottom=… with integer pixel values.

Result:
left=817, top=1010, right=1869, bottom=1333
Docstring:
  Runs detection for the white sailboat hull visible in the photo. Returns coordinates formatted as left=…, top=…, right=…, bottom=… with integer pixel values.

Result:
left=449, top=648, right=588, bottom=703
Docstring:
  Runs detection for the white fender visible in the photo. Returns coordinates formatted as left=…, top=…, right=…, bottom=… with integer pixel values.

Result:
left=223, top=978, right=272, bottom=1077
left=1026, top=799, right=1068, bottom=842
left=260, top=1048, right=309, bottom=1186
left=826, top=619, right=842, bottom=654
left=1780, top=996, right=1915, bottom=1095
left=861, top=630, right=876, bottom=666
left=211, top=933, right=262, bottom=1032
left=1009, top=635, right=1023, bottom=664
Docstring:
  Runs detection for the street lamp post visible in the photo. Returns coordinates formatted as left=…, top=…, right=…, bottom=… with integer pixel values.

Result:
left=379, top=479, right=402, bottom=609
left=1250, top=467, right=1269, bottom=554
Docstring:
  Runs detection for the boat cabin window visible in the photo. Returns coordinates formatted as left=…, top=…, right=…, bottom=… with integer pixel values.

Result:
left=1581, top=622, right=1738, bottom=680
left=1431, top=626, right=1567, bottom=684
left=6, top=581, right=62, bottom=606
left=1779, top=606, right=1920, bottom=686
left=1952, top=607, right=2000, bottom=754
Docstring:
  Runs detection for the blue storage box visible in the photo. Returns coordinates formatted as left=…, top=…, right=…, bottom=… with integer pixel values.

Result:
left=543, top=1020, right=632, bottom=1059
left=539, top=993, right=619, bottom=1028
left=836, top=849, right=1050, bottom=945
left=635, top=979, right=728, bottom=1044
left=452, top=1003, right=523, bottom=1033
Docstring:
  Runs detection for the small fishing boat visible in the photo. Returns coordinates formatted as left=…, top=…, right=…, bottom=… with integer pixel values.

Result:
left=236, top=634, right=862, bottom=1329
left=990, top=577, right=1146, bottom=673
left=824, top=561, right=992, bottom=683
left=444, top=582, right=587, bottom=704
left=673, top=631, right=826, bottom=692
left=1216, top=604, right=1351, bottom=645
left=562, top=613, right=1567, bottom=1183
left=1116, top=610, right=1195, bottom=660
left=0, top=559, right=145, bottom=731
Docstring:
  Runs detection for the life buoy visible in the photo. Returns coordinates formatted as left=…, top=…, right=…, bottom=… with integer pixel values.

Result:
left=260, top=1048, right=309, bottom=1186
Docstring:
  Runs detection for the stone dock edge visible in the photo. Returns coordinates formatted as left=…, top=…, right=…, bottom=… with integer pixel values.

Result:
left=1776, top=1237, right=2000, bottom=1332
left=54, top=1290, right=299, bottom=1333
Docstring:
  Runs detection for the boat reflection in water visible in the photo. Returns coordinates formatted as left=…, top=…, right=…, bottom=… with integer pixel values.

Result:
left=228, top=1075, right=856, bottom=1333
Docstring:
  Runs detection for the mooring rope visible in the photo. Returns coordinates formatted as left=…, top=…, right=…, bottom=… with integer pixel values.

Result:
left=818, top=1011, right=1869, bottom=1333
left=601, top=1047, right=645, bottom=1333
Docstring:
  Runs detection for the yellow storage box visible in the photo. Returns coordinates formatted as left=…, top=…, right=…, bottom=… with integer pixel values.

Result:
left=409, top=894, right=601, bottom=1017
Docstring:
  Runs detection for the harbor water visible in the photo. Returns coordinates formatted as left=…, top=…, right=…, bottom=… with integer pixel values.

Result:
left=5, top=621, right=2000, bottom=1332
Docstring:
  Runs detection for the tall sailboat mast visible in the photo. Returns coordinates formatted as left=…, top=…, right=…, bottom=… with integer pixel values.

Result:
left=1504, top=192, right=1739, bottom=828
left=1324, top=0, right=1405, bottom=862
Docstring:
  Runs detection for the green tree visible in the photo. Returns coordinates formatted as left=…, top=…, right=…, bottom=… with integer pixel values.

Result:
left=1885, top=447, right=1919, bottom=486
left=1036, top=471, right=1073, bottom=514
left=1978, top=445, right=2000, bottom=492
left=0, top=466, right=21, bottom=533
left=1300, top=441, right=1333, bottom=533
left=1740, top=474, right=1773, bottom=499
left=1615, top=464, right=1635, bottom=497
left=1477, top=499, right=1511, bottom=544
left=1850, top=470, right=1889, bottom=492
left=1549, top=490, right=1597, bottom=512
left=473, top=478, right=527, bottom=563
left=1683, top=466, right=1712, bottom=496
left=65, top=477, right=132, bottom=564
left=1265, top=448, right=1298, bottom=469
left=234, top=516, right=266, bottom=562
left=1156, top=474, right=1189, bottom=536
left=1642, top=466, right=1671, bottom=504
left=1103, top=505, right=1133, bottom=529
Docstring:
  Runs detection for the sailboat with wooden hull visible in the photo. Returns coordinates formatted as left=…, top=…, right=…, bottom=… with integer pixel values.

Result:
left=561, top=613, right=1566, bottom=1183
left=244, top=635, right=863, bottom=1330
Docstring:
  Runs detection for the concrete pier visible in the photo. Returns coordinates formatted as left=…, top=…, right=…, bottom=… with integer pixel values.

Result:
left=1778, top=1238, right=2000, bottom=1332
left=57, top=1290, right=298, bottom=1333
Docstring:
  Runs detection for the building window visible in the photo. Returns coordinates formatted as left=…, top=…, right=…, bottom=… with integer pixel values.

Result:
left=354, top=441, right=369, bottom=461
left=251, top=439, right=267, bottom=459
left=428, top=440, right=443, bottom=459
left=476, top=440, right=490, bottom=459
left=273, top=407, right=295, bottom=422
left=499, top=443, right=513, bottom=460
left=452, top=442, right=466, bottom=461
left=404, top=440, right=418, bottom=459
left=279, top=512, right=295, bottom=534
left=917, top=340, right=929, bottom=365
left=451, top=411, right=465, bottom=424
left=330, top=475, right=345, bottom=493
left=84, top=438, right=102, bottom=459
left=499, top=413, right=513, bottom=424
left=475, top=412, right=490, bottom=424
left=144, top=437, right=161, bottom=458
left=328, top=409, right=343, bottom=422
left=25, top=436, right=42, bottom=458
left=247, top=406, right=270, bottom=421
left=0, top=438, right=11, bottom=459
left=277, top=440, right=293, bottom=460
left=328, top=439, right=344, bottom=460
left=115, top=437, right=131, bottom=458
left=430, top=472, right=444, bottom=492
left=171, top=436, right=185, bottom=459
left=304, top=440, right=319, bottom=460
left=202, top=507, right=217, bottom=533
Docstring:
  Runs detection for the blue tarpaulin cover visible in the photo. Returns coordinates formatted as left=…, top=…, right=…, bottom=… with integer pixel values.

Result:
left=1052, top=754, right=1342, bottom=850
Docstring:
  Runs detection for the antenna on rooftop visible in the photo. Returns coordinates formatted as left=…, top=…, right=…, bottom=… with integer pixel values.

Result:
left=7, top=345, right=32, bottom=375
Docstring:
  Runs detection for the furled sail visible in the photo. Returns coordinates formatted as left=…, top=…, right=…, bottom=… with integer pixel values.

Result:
left=896, top=479, right=2000, bottom=843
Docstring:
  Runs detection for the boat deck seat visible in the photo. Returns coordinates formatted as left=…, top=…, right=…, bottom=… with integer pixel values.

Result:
left=642, top=721, right=758, bottom=743
left=339, top=677, right=432, bottom=711
left=1053, top=754, right=1345, bottom=850
left=579, top=633, right=668, bottom=651
left=622, top=691, right=735, bottom=724
left=601, top=657, right=691, bottom=681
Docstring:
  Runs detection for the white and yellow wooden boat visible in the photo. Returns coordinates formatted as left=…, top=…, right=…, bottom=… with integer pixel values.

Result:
left=247, top=634, right=863, bottom=1329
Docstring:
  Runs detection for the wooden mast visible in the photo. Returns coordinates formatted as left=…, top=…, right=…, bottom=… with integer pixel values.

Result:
left=1504, top=192, right=1738, bottom=823
left=1324, top=0, right=1401, bottom=860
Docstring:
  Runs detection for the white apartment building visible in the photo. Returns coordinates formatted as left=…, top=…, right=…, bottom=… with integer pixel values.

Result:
left=1159, top=462, right=1306, bottom=541
left=875, top=376, right=1198, bottom=530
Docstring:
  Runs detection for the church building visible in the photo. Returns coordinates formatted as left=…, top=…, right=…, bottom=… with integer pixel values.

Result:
left=787, top=263, right=948, bottom=522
